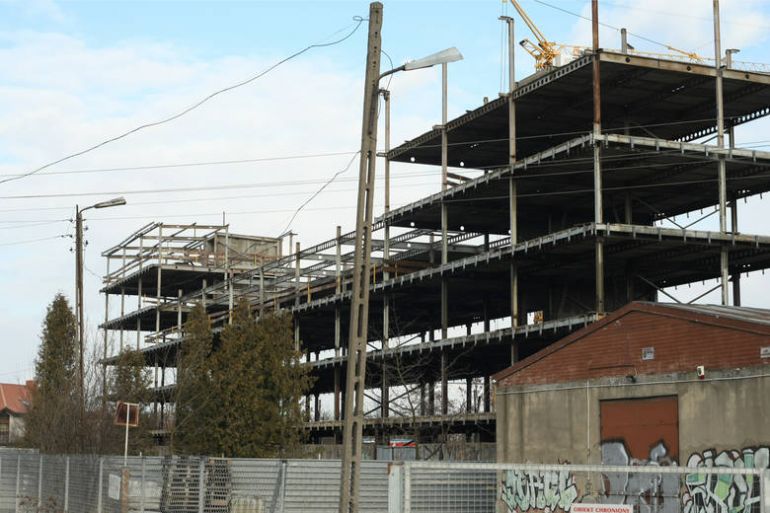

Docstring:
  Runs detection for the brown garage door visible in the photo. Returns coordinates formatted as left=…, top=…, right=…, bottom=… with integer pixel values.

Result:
left=600, top=396, right=679, bottom=464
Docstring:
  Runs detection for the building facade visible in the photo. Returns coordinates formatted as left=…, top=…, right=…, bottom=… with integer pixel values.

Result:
left=0, top=382, right=32, bottom=446
left=494, top=302, right=770, bottom=466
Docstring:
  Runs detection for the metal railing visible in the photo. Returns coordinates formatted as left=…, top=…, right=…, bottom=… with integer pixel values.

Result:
left=0, top=451, right=388, bottom=513
left=4, top=452, right=766, bottom=513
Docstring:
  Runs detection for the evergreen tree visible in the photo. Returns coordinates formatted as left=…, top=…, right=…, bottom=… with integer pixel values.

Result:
left=174, top=303, right=215, bottom=454
left=254, top=311, right=312, bottom=456
left=209, top=301, right=312, bottom=457
left=24, top=293, right=80, bottom=453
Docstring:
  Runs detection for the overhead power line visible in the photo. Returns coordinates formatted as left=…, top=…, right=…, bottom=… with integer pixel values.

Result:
left=0, top=151, right=359, bottom=179
left=0, top=15, right=365, bottom=187
left=0, top=234, right=66, bottom=247
left=280, top=151, right=360, bottom=235
left=532, top=0, right=674, bottom=50
left=0, top=176, right=441, bottom=214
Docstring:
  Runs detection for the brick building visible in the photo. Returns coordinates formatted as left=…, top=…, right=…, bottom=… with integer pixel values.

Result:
left=494, top=302, right=770, bottom=467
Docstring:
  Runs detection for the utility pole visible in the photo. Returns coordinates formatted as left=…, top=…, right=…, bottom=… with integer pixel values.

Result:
left=339, top=3, right=382, bottom=513
left=713, top=0, right=729, bottom=306
left=75, top=206, right=86, bottom=431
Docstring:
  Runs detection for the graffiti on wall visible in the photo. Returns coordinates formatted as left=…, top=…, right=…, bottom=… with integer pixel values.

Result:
left=501, top=469, right=579, bottom=513
left=683, top=447, right=769, bottom=513
left=600, top=440, right=679, bottom=513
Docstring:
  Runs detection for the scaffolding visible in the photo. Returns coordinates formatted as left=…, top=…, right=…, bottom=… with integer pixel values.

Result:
left=102, top=49, right=770, bottom=445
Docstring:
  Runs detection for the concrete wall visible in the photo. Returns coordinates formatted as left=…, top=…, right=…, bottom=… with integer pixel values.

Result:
left=9, top=414, right=25, bottom=444
left=496, top=367, right=770, bottom=465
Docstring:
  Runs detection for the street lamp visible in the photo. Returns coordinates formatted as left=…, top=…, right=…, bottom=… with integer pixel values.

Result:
left=74, top=196, right=126, bottom=430
left=338, top=6, right=464, bottom=513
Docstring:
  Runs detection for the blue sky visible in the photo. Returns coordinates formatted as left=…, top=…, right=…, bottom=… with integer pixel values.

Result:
left=2, top=0, right=770, bottom=383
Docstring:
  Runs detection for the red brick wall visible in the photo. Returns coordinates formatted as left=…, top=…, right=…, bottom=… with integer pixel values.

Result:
left=500, top=310, right=770, bottom=386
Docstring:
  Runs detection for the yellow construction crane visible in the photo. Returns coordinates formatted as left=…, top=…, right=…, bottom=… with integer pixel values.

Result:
left=508, top=0, right=707, bottom=70
left=508, top=0, right=561, bottom=71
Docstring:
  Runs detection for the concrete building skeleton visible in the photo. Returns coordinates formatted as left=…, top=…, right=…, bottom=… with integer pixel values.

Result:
left=101, top=48, right=770, bottom=444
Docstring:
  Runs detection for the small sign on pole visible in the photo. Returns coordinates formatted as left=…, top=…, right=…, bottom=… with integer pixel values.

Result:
left=114, top=401, right=140, bottom=428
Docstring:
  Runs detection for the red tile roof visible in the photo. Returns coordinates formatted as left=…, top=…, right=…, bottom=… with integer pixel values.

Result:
left=0, top=382, right=33, bottom=415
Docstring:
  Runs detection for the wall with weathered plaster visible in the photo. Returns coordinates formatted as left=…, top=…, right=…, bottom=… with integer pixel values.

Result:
left=496, top=367, right=770, bottom=465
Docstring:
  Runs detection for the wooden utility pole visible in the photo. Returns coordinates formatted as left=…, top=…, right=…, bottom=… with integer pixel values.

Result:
left=75, top=206, right=85, bottom=438
left=339, top=3, right=382, bottom=513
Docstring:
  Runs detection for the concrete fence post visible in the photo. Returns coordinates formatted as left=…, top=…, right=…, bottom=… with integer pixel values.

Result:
left=97, top=457, right=104, bottom=513
left=197, top=458, right=206, bottom=513
left=64, top=457, right=70, bottom=513
left=37, top=455, right=42, bottom=510
left=403, top=463, right=411, bottom=513
left=140, top=456, right=146, bottom=513
left=14, top=455, right=20, bottom=513
left=280, top=460, right=288, bottom=513
left=761, top=468, right=769, bottom=513
left=388, top=462, right=404, bottom=513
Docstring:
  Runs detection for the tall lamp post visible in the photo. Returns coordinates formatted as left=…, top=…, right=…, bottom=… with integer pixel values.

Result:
left=338, top=6, right=462, bottom=511
left=75, top=197, right=127, bottom=426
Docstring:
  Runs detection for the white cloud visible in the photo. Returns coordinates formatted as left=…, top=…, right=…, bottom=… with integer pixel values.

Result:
left=566, top=0, right=770, bottom=60
left=0, top=28, right=448, bottom=382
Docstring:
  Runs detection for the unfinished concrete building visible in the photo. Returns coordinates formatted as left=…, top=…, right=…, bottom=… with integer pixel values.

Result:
left=101, top=47, right=770, bottom=446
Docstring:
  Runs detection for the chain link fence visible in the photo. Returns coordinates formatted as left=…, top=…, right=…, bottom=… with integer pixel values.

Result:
left=0, top=451, right=388, bottom=513
left=388, top=462, right=770, bottom=513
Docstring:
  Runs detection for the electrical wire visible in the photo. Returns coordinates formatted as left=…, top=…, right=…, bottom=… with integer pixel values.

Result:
left=0, top=219, right=69, bottom=229
left=0, top=145, right=762, bottom=203
left=5, top=154, right=763, bottom=226
left=0, top=176, right=441, bottom=214
left=0, top=116, right=754, bottom=184
left=279, top=151, right=360, bottom=235
left=89, top=204, right=358, bottom=223
left=0, top=15, right=366, bottom=187
left=0, top=234, right=66, bottom=247
left=0, top=151, right=359, bottom=179
left=585, top=0, right=770, bottom=30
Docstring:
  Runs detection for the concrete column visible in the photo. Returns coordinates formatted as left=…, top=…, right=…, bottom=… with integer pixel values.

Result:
left=731, top=199, right=741, bottom=305
left=420, top=383, right=426, bottom=416
left=294, top=242, right=301, bottom=307
left=428, top=382, right=435, bottom=416
left=334, top=226, right=342, bottom=420
left=294, top=317, right=300, bottom=352
left=483, top=376, right=491, bottom=413
left=160, top=365, right=166, bottom=428
left=441, top=350, right=448, bottom=415
left=177, top=289, right=182, bottom=330
left=334, top=307, right=341, bottom=420
left=305, top=352, right=311, bottom=419
left=466, top=377, right=473, bottom=413
left=119, top=287, right=125, bottom=351
left=624, top=193, right=633, bottom=224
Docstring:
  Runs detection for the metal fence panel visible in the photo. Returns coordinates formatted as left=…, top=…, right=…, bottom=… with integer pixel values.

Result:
left=229, top=458, right=284, bottom=512
left=0, top=456, right=16, bottom=513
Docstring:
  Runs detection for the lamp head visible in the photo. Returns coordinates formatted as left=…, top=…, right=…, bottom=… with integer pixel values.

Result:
left=93, top=197, right=127, bottom=209
left=403, top=47, right=463, bottom=71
